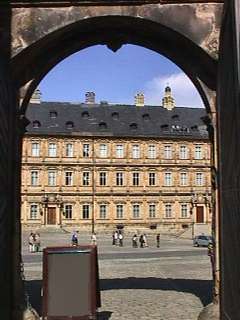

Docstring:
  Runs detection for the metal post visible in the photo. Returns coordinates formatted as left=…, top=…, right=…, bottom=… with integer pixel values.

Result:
left=91, top=138, right=95, bottom=234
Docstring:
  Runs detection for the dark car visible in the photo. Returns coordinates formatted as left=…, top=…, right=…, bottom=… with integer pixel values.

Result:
left=193, top=235, right=213, bottom=247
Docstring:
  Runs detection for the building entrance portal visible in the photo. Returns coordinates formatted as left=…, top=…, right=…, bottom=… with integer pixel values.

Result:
left=196, top=206, right=204, bottom=224
left=47, top=207, right=56, bottom=225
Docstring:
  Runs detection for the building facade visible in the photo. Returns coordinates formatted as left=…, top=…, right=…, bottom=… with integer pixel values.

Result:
left=21, top=89, right=212, bottom=233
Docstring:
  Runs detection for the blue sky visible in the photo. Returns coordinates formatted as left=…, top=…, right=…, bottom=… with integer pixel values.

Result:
left=39, top=44, right=204, bottom=108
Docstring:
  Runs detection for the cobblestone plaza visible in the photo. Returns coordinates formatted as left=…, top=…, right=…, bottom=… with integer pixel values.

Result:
left=22, top=231, right=212, bottom=320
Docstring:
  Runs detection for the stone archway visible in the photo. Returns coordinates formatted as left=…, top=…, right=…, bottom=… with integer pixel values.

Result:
left=1, top=1, right=240, bottom=319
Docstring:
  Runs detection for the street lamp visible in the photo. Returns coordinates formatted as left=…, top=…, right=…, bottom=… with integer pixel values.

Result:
left=190, top=193, right=198, bottom=239
left=41, top=194, right=49, bottom=225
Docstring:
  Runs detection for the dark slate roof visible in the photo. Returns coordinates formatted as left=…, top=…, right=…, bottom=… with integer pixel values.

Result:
left=25, top=102, right=209, bottom=140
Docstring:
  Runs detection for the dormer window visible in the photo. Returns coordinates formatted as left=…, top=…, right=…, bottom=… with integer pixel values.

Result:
left=112, top=112, right=119, bottom=120
left=66, top=121, right=74, bottom=129
left=32, top=120, right=41, bottom=128
left=82, top=111, right=89, bottom=119
left=50, top=111, right=57, bottom=118
left=130, top=123, right=138, bottom=130
left=99, top=122, right=107, bottom=130
left=172, top=114, right=179, bottom=120
left=161, top=124, right=169, bottom=131
left=142, top=113, right=150, bottom=121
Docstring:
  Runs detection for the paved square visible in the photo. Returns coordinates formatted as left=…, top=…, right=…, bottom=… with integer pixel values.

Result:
left=22, top=231, right=212, bottom=319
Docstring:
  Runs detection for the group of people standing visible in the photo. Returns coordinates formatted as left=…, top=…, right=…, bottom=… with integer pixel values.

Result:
left=71, top=231, right=97, bottom=246
left=28, top=232, right=41, bottom=253
left=112, top=230, right=124, bottom=246
left=132, top=234, right=148, bottom=248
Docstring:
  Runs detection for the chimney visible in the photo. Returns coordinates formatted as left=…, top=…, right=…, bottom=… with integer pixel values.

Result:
left=30, top=88, right=41, bottom=104
left=85, top=91, right=95, bottom=104
left=162, top=85, right=175, bottom=110
left=135, top=93, right=144, bottom=107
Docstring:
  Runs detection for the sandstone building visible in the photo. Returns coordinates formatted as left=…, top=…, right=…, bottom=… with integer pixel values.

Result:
left=21, top=88, right=212, bottom=233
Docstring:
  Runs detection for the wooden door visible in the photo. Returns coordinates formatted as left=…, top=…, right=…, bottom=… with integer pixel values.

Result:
left=47, top=207, right=56, bottom=225
left=196, top=206, right=204, bottom=223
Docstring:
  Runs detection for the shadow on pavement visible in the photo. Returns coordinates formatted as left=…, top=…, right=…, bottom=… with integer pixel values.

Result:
left=24, top=280, right=112, bottom=318
left=100, top=277, right=213, bottom=306
left=25, top=277, right=212, bottom=317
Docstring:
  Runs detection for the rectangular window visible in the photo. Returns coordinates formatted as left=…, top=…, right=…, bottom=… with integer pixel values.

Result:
left=149, top=172, right=156, bottom=186
left=181, top=204, right=188, bottom=218
left=99, top=172, right=107, bottom=186
left=179, top=145, right=188, bottom=159
left=116, top=204, right=124, bottom=219
left=164, top=145, right=172, bottom=159
left=132, top=172, right=139, bottom=186
left=31, top=171, right=39, bottom=186
left=116, top=144, right=124, bottom=158
left=99, top=144, right=107, bottom=158
left=31, top=142, right=40, bottom=157
left=48, top=171, right=56, bottom=186
left=132, top=145, right=140, bottom=159
left=65, top=171, right=73, bottom=186
left=148, top=145, right=156, bottom=159
left=83, top=172, right=90, bottom=186
left=30, top=204, right=38, bottom=219
left=83, top=143, right=90, bottom=158
left=132, top=204, right=140, bottom=219
left=66, top=143, right=73, bottom=157
left=165, top=204, right=172, bottom=218
left=195, top=145, right=202, bottom=159
left=82, top=204, right=90, bottom=219
left=64, top=204, right=72, bottom=219
left=116, top=172, right=123, bottom=186
left=48, top=143, right=57, bottom=157
left=196, top=172, right=204, bottom=186
left=149, top=204, right=156, bottom=218
left=164, top=172, right=172, bottom=186
left=180, top=172, right=188, bottom=186
left=99, top=204, right=107, bottom=219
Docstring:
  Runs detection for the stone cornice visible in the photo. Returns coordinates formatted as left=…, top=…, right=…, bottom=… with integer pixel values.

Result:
left=6, top=0, right=224, bottom=8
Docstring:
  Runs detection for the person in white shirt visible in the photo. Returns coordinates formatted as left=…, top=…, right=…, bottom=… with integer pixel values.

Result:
left=91, top=232, right=97, bottom=245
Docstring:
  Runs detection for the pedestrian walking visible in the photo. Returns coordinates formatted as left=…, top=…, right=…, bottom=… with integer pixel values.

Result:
left=71, top=231, right=78, bottom=246
left=143, top=234, right=148, bottom=247
left=28, top=232, right=34, bottom=253
left=112, top=232, right=115, bottom=245
left=114, top=231, right=119, bottom=246
left=35, top=233, right=41, bottom=252
left=132, top=234, right=138, bottom=248
left=91, top=232, right=97, bottom=245
left=156, top=233, right=160, bottom=248
left=119, top=232, right=123, bottom=247
left=139, top=234, right=144, bottom=248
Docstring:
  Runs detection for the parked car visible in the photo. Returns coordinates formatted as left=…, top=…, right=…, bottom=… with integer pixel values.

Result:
left=193, top=235, right=213, bottom=247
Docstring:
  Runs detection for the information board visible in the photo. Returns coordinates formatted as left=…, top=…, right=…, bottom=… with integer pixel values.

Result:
left=42, top=245, right=100, bottom=320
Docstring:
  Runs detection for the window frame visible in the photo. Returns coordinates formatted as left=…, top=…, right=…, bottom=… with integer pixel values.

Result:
left=31, top=142, right=40, bottom=157
left=132, top=172, right=140, bottom=186
left=48, top=142, right=57, bottom=157
left=66, top=143, right=74, bottom=157
left=30, top=204, right=38, bottom=219
left=31, top=170, right=39, bottom=186
left=48, top=170, right=57, bottom=186
left=65, top=171, right=73, bottom=186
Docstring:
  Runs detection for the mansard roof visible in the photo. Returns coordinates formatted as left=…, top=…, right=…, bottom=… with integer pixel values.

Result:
left=25, top=102, right=209, bottom=140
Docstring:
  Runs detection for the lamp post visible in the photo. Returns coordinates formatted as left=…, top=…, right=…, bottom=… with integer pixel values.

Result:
left=190, top=193, right=198, bottom=239
left=56, top=194, right=63, bottom=227
left=41, top=194, right=49, bottom=225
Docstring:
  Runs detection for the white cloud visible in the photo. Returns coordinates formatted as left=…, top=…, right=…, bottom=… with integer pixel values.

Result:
left=144, top=73, right=204, bottom=108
